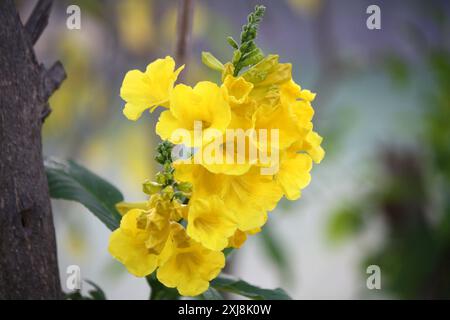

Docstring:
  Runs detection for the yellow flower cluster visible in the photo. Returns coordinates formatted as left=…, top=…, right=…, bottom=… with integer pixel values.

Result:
left=109, top=55, right=324, bottom=296
left=110, top=192, right=224, bottom=296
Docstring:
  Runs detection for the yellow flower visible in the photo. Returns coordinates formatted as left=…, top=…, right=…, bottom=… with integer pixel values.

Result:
left=108, top=209, right=160, bottom=277
left=288, top=111, right=324, bottom=164
left=109, top=193, right=189, bottom=276
left=156, top=81, right=231, bottom=147
left=187, top=196, right=237, bottom=251
left=120, top=56, right=184, bottom=120
left=157, top=223, right=225, bottom=296
left=174, top=163, right=283, bottom=231
left=222, top=75, right=254, bottom=106
left=276, top=152, right=312, bottom=200
left=287, top=97, right=325, bottom=164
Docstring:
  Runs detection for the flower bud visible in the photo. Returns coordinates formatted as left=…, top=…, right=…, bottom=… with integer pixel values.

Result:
left=177, top=181, right=192, bottom=193
left=143, top=180, right=162, bottom=195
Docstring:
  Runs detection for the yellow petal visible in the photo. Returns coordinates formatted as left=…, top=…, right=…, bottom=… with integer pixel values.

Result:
left=115, top=201, right=149, bottom=216
left=108, top=209, right=158, bottom=277
left=156, top=81, right=231, bottom=147
left=253, top=103, right=300, bottom=150
left=120, top=56, right=183, bottom=121
left=276, top=152, right=312, bottom=200
left=157, top=224, right=225, bottom=296
left=187, top=196, right=237, bottom=251
left=303, top=131, right=325, bottom=163
left=223, top=75, right=254, bottom=106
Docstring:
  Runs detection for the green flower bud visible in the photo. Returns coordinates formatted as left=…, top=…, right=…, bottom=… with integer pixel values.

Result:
left=161, top=185, right=174, bottom=198
left=155, top=172, right=167, bottom=185
left=227, top=36, right=239, bottom=49
left=143, top=180, right=163, bottom=195
left=177, top=181, right=192, bottom=193
left=163, top=162, right=172, bottom=172
left=201, top=51, right=225, bottom=72
left=232, top=50, right=242, bottom=65
left=238, top=48, right=264, bottom=69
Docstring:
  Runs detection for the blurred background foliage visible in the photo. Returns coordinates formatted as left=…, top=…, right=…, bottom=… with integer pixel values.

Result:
left=16, top=0, right=450, bottom=299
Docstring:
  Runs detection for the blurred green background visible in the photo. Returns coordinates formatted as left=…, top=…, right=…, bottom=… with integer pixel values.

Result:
left=17, top=0, right=450, bottom=299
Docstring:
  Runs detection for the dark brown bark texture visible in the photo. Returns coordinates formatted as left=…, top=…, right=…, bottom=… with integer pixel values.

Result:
left=0, top=0, right=65, bottom=299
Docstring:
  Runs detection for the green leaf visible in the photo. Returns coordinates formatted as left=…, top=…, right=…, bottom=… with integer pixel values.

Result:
left=45, top=158, right=123, bottom=231
left=211, top=274, right=291, bottom=300
left=146, top=273, right=180, bottom=300
left=223, top=247, right=234, bottom=259
left=65, top=290, right=84, bottom=300
left=201, top=287, right=224, bottom=300
left=326, top=205, right=363, bottom=244
left=65, top=280, right=107, bottom=300
left=260, top=225, right=291, bottom=281
left=85, top=280, right=107, bottom=300
left=384, top=54, right=410, bottom=87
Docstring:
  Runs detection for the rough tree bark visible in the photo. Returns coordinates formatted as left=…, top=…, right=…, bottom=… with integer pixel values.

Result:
left=0, top=0, right=65, bottom=299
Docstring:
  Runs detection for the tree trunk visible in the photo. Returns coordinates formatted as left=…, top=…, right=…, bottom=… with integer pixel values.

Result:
left=0, top=0, right=65, bottom=299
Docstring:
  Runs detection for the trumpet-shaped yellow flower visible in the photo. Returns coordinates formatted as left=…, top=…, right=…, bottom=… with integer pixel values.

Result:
left=174, top=163, right=283, bottom=231
left=120, top=56, right=184, bottom=120
left=156, top=81, right=231, bottom=147
left=108, top=209, right=160, bottom=277
left=109, top=193, right=188, bottom=277
left=276, top=152, right=312, bottom=200
left=157, top=224, right=225, bottom=296
left=187, top=196, right=237, bottom=251
left=222, top=75, right=254, bottom=107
